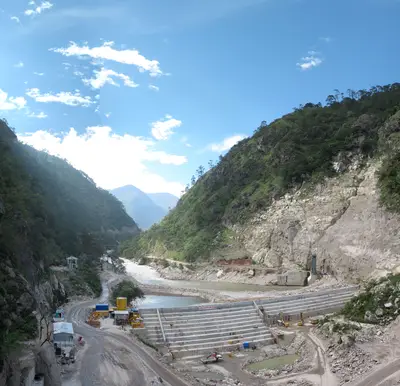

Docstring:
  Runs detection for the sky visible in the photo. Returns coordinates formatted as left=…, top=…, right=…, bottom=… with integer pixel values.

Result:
left=0, top=0, right=399, bottom=197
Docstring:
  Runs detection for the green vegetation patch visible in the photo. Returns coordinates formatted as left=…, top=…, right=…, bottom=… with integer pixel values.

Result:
left=0, top=119, right=140, bottom=365
left=110, top=280, right=144, bottom=306
left=341, top=274, right=400, bottom=324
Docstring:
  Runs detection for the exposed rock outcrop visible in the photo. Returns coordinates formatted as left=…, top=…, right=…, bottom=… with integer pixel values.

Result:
left=234, top=160, right=400, bottom=280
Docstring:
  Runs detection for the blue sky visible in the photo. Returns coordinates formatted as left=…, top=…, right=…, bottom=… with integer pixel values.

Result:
left=0, top=0, right=399, bottom=196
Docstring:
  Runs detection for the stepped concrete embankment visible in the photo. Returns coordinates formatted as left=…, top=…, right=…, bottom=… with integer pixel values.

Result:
left=139, top=285, right=358, bottom=357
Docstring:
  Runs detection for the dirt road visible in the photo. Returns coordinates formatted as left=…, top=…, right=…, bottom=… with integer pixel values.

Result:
left=63, top=299, right=191, bottom=386
left=349, top=358, right=400, bottom=386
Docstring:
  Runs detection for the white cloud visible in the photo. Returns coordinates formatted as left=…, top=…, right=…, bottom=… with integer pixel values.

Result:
left=0, top=89, right=27, bottom=110
left=11, top=16, right=20, bottom=23
left=105, top=112, right=111, bottom=118
left=51, top=41, right=163, bottom=77
left=149, top=84, right=159, bottom=92
left=25, top=1, right=53, bottom=16
left=319, top=37, right=332, bottom=43
left=151, top=114, right=182, bottom=140
left=18, top=126, right=186, bottom=196
left=26, top=88, right=94, bottom=107
left=181, top=136, right=192, bottom=148
left=296, top=51, right=323, bottom=71
left=83, top=68, right=138, bottom=89
left=33, top=72, right=44, bottom=76
left=14, top=61, right=24, bottom=68
left=209, top=134, right=246, bottom=152
left=27, top=111, right=47, bottom=118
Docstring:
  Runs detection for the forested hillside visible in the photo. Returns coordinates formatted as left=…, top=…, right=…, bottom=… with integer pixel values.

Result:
left=122, top=83, right=400, bottom=263
left=0, top=119, right=138, bottom=365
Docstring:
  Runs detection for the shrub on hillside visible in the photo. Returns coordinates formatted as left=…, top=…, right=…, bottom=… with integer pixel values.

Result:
left=110, top=280, right=144, bottom=306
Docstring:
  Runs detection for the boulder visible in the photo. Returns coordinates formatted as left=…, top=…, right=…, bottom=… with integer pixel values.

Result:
left=216, top=269, right=224, bottom=278
left=375, top=308, right=384, bottom=317
left=35, top=343, right=61, bottom=386
left=364, top=310, right=377, bottom=323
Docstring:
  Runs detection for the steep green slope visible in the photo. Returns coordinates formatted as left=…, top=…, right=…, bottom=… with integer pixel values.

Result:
left=0, top=119, right=138, bottom=365
left=122, top=83, right=400, bottom=262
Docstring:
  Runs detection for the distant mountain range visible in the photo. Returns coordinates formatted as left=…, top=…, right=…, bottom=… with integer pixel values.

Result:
left=110, top=185, right=179, bottom=230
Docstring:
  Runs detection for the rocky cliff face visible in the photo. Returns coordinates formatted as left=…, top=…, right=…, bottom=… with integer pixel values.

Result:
left=0, top=258, right=65, bottom=386
left=234, top=158, right=400, bottom=280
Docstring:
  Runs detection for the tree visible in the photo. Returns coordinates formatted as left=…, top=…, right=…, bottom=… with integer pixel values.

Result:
left=347, top=89, right=358, bottom=99
left=333, top=89, right=343, bottom=102
left=196, top=165, right=205, bottom=178
left=326, top=95, right=336, bottom=106
left=110, top=280, right=144, bottom=306
left=208, top=160, right=215, bottom=169
left=190, top=175, right=196, bottom=186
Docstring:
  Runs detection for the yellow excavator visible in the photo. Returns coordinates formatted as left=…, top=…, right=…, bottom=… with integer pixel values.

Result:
left=297, top=312, right=304, bottom=326
left=278, top=312, right=290, bottom=328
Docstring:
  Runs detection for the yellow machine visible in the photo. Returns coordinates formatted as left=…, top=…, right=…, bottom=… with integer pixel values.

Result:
left=297, top=313, right=304, bottom=326
left=116, top=297, right=128, bottom=311
left=129, top=309, right=144, bottom=328
left=279, top=312, right=290, bottom=328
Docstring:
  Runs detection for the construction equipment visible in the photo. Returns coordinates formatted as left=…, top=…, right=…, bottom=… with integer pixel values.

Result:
left=129, top=308, right=144, bottom=328
left=297, top=312, right=304, bottom=326
left=201, top=352, right=223, bottom=364
left=278, top=312, right=290, bottom=328
left=116, top=297, right=128, bottom=311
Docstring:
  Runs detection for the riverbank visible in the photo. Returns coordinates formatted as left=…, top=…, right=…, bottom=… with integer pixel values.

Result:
left=121, top=258, right=353, bottom=304
left=148, top=255, right=279, bottom=285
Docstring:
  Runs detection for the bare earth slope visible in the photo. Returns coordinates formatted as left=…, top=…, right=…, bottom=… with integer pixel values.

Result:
left=237, top=159, right=400, bottom=280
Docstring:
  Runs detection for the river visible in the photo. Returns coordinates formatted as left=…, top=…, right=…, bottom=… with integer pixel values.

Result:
left=122, top=259, right=282, bottom=291
left=122, top=259, right=299, bottom=308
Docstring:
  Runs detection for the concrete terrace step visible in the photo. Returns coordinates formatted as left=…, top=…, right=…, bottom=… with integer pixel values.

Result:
left=157, top=312, right=261, bottom=325
left=147, top=325, right=266, bottom=340
left=148, top=325, right=268, bottom=340
left=145, top=319, right=263, bottom=330
left=154, top=307, right=258, bottom=320
left=158, top=305, right=256, bottom=318
left=261, top=294, right=353, bottom=312
left=167, top=332, right=273, bottom=351
left=158, top=329, right=271, bottom=346
left=256, top=286, right=357, bottom=306
left=261, top=297, right=353, bottom=316
left=144, top=310, right=258, bottom=324
left=170, top=336, right=275, bottom=357
left=155, top=316, right=262, bottom=329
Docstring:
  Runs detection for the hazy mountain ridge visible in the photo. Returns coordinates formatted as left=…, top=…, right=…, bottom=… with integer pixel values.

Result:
left=110, top=185, right=178, bottom=230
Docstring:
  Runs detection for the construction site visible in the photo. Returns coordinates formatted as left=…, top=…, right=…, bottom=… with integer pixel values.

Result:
left=65, top=283, right=357, bottom=385
left=85, top=296, right=145, bottom=329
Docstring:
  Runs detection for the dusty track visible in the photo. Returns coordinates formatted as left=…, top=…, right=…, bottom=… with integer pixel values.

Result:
left=63, top=299, right=191, bottom=386
left=349, top=358, right=400, bottom=386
